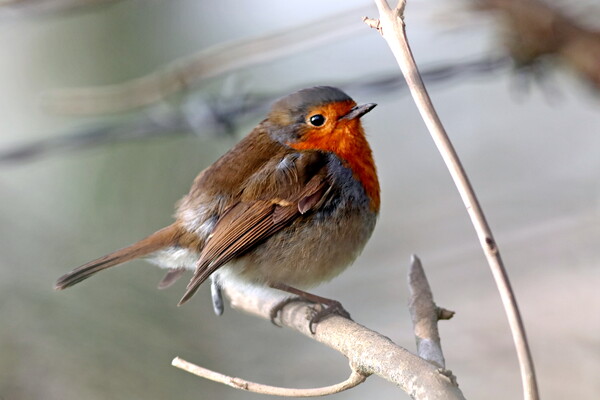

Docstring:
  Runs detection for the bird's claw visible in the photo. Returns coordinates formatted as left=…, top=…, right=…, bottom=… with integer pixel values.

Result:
left=269, top=296, right=303, bottom=327
left=269, top=297, right=352, bottom=333
left=308, top=300, right=351, bottom=334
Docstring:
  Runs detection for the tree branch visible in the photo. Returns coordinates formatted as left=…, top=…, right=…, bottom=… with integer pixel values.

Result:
left=363, top=1, right=539, bottom=399
left=172, top=284, right=466, bottom=400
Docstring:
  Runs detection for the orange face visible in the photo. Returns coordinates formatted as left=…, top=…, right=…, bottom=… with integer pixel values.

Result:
left=288, top=100, right=380, bottom=211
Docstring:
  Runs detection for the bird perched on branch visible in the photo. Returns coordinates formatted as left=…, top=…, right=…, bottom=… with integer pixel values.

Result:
left=55, top=86, right=379, bottom=331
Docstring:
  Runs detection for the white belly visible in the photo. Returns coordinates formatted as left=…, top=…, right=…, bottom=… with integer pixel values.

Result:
left=148, top=247, right=198, bottom=271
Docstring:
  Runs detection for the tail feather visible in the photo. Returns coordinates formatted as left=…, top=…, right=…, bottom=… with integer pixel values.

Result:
left=55, top=224, right=181, bottom=290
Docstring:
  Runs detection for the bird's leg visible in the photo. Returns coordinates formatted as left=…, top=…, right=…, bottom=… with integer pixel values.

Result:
left=269, top=282, right=351, bottom=334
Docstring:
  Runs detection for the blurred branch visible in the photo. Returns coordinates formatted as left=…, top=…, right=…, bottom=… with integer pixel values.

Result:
left=0, top=0, right=121, bottom=18
left=0, top=111, right=188, bottom=165
left=364, top=1, right=539, bottom=399
left=40, top=5, right=373, bottom=115
left=477, top=0, right=600, bottom=88
left=0, top=93, right=268, bottom=165
left=408, top=255, right=454, bottom=370
left=172, top=357, right=367, bottom=397
left=171, top=283, right=465, bottom=399
left=0, top=57, right=508, bottom=166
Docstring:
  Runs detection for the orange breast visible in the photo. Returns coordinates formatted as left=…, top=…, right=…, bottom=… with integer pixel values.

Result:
left=289, top=119, right=380, bottom=211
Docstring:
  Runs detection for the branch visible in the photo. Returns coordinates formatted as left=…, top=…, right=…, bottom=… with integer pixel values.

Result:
left=0, top=0, right=121, bottom=18
left=364, top=1, right=539, bottom=399
left=173, top=285, right=466, bottom=400
left=408, top=255, right=454, bottom=370
left=0, top=59, right=509, bottom=166
left=40, top=5, right=372, bottom=115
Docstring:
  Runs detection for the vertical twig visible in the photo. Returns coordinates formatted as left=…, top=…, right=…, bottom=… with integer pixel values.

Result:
left=364, top=1, right=539, bottom=399
left=408, top=255, right=454, bottom=369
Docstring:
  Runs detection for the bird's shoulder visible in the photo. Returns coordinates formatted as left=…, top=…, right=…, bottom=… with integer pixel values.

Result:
left=189, top=122, right=283, bottom=196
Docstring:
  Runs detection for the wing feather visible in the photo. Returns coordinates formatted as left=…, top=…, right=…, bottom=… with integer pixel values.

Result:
left=178, top=154, right=330, bottom=305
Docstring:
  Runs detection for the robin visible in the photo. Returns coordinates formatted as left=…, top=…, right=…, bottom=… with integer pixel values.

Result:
left=55, top=86, right=380, bottom=331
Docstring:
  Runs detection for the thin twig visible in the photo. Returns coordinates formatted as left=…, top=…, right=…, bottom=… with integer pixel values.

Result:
left=364, top=1, right=539, bottom=399
left=408, top=255, right=453, bottom=369
left=172, top=356, right=367, bottom=397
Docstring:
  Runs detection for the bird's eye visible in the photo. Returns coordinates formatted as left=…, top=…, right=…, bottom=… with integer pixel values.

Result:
left=309, top=114, right=326, bottom=127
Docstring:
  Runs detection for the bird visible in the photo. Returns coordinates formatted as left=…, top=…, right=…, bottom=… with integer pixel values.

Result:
left=55, top=86, right=380, bottom=330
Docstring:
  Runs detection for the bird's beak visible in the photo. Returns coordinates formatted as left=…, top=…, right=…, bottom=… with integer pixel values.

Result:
left=339, top=103, right=377, bottom=120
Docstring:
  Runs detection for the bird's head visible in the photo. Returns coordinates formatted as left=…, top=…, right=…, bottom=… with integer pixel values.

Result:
left=267, top=86, right=376, bottom=143
left=267, top=86, right=380, bottom=211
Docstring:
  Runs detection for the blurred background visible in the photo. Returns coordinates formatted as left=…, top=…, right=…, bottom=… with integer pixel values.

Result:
left=1, top=0, right=599, bottom=399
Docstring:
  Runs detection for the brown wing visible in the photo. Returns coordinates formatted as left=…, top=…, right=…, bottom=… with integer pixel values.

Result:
left=178, top=152, right=329, bottom=305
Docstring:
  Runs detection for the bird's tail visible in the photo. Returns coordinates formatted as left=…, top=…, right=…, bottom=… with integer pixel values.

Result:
left=55, top=224, right=181, bottom=290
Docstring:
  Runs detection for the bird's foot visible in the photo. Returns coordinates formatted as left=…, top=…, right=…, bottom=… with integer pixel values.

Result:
left=268, top=282, right=352, bottom=334
left=269, top=296, right=304, bottom=327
